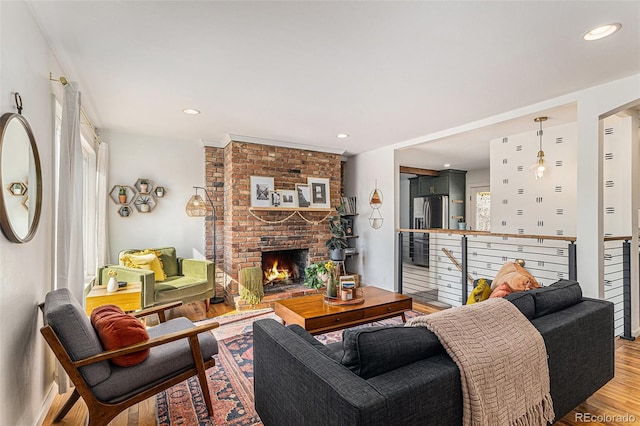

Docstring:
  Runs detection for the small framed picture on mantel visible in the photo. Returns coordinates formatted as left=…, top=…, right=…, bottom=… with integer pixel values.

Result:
left=279, top=190, right=297, bottom=208
left=296, top=184, right=311, bottom=208
left=308, top=177, right=330, bottom=209
left=269, top=190, right=281, bottom=207
left=250, top=176, right=274, bottom=208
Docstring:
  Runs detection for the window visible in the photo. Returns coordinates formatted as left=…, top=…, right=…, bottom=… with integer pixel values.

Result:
left=475, top=191, right=491, bottom=231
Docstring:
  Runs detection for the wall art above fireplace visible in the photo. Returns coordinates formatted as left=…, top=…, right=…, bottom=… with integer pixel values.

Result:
left=250, top=176, right=274, bottom=207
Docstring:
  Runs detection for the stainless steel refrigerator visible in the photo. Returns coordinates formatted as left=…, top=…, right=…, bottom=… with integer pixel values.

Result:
left=411, top=195, right=449, bottom=267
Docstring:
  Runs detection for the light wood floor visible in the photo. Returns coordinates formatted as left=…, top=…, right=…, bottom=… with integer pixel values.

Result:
left=43, top=300, right=640, bottom=426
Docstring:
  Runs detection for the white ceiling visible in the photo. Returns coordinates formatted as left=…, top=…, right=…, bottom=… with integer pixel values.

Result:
left=28, top=1, right=640, bottom=161
left=398, top=102, right=578, bottom=171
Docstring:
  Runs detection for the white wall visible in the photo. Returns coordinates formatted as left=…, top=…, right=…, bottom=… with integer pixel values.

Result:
left=104, top=131, right=206, bottom=262
left=491, top=116, right=631, bottom=240
left=465, top=167, right=490, bottom=188
left=490, top=122, right=577, bottom=236
left=343, top=147, right=396, bottom=291
left=0, top=2, right=62, bottom=425
left=602, top=115, right=633, bottom=237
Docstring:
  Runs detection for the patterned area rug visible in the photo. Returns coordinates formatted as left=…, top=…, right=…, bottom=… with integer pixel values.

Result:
left=200, top=308, right=281, bottom=341
left=156, top=309, right=423, bottom=425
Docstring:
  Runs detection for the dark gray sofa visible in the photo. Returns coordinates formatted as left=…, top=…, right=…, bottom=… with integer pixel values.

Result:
left=253, top=280, right=614, bottom=426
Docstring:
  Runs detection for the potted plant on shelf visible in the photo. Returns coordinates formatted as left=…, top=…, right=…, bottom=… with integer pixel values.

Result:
left=118, top=186, right=127, bottom=203
left=303, top=261, right=334, bottom=289
left=326, top=203, right=348, bottom=261
left=136, top=196, right=151, bottom=213
left=139, top=179, right=149, bottom=193
left=458, top=218, right=466, bottom=230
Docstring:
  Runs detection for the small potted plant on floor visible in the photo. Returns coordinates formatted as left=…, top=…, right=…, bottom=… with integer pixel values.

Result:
left=326, top=203, right=348, bottom=261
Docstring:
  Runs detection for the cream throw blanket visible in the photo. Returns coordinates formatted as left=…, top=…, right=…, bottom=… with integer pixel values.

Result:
left=406, top=298, right=555, bottom=426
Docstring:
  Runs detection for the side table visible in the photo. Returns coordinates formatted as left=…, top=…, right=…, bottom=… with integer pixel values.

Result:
left=85, top=282, right=142, bottom=315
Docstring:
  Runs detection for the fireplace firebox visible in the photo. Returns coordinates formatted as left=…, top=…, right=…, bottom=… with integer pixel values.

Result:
left=261, top=249, right=309, bottom=286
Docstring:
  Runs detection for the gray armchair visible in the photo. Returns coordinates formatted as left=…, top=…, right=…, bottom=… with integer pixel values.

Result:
left=40, top=288, right=219, bottom=426
left=97, top=246, right=215, bottom=308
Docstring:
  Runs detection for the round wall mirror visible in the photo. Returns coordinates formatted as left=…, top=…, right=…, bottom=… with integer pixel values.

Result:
left=0, top=113, right=42, bottom=243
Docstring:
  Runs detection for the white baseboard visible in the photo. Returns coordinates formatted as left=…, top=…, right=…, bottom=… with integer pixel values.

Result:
left=33, top=383, right=57, bottom=426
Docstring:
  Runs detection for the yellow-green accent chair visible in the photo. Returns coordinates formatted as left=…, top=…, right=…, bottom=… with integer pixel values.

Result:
left=97, top=247, right=215, bottom=308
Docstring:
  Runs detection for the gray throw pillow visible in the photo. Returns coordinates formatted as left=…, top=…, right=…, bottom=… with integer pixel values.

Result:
left=341, top=326, right=443, bottom=379
left=531, top=279, right=582, bottom=318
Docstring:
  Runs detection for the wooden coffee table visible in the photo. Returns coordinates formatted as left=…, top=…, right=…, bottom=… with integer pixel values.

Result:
left=274, top=286, right=412, bottom=335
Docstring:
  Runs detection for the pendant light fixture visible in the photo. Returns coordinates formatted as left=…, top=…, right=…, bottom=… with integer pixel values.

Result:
left=530, top=116, right=549, bottom=180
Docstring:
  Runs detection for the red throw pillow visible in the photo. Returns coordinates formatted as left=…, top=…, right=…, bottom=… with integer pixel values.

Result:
left=490, top=282, right=513, bottom=299
left=90, top=305, right=150, bottom=367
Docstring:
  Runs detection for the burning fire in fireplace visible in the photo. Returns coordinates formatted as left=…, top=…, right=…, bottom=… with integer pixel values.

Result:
left=261, top=249, right=308, bottom=286
left=264, top=260, right=291, bottom=285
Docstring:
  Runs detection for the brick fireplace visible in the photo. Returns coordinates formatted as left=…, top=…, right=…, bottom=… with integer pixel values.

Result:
left=204, top=140, right=341, bottom=304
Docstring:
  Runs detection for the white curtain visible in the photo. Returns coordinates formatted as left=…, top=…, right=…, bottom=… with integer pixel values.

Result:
left=96, top=141, right=110, bottom=266
left=55, top=82, right=85, bottom=393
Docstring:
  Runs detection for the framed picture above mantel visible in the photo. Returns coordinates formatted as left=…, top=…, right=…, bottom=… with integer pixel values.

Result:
left=248, top=176, right=333, bottom=211
left=308, top=177, right=330, bottom=209
left=295, top=184, right=311, bottom=208
left=250, top=176, right=274, bottom=208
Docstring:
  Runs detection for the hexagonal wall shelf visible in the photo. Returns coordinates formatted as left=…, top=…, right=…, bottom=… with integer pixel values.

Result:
left=7, top=181, right=27, bottom=196
left=133, top=193, right=156, bottom=213
left=118, top=205, right=133, bottom=218
left=109, top=185, right=135, bottom=205
left=134, top=178, right=153, bottom=195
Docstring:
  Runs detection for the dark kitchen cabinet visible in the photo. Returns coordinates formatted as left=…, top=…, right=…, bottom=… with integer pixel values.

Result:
left=409, top=169, right=467, bottom=229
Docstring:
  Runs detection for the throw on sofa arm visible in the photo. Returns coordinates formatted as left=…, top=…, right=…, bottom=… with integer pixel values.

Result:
left=97, top=265, right=156, bottom=308
left=180, top=258, right=213, bottom=282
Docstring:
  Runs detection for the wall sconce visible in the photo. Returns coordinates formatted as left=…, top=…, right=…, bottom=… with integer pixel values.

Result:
left=530, top=116, right=550, bottom=180
left=369, top=181, right=383, bottom=229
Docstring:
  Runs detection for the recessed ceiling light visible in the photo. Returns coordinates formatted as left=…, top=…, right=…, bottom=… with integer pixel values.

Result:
left=182, top=108, right=200, bottom=115
left=337, top=133, right=349, bottom=139
left=583, top=23, right=621, bottom=41
left=444, top=163, right=451, bottom=168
